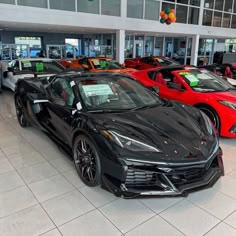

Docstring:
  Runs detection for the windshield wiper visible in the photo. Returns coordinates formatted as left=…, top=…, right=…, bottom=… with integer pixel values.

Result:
left=224, top=87, right=236, bottom=91
left=88, top=109, right=130, bottom=113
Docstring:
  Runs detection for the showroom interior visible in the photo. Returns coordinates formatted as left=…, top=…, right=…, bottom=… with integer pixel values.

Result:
left=1, top=0, right=236, bottom=236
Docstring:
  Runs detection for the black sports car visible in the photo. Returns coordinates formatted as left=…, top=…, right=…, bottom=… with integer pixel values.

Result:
left=15, top=72, right=224, bottom=198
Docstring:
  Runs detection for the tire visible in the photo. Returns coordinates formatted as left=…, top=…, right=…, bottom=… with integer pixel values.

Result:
left=73, top=135, right=101, bottom=187
left=198, top=105, right=220, bottom=133
left=15, top=95, right=28, bottom=127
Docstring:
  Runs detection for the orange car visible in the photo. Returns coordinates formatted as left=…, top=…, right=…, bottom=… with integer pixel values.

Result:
left=60, top=57, right=136, bottom=73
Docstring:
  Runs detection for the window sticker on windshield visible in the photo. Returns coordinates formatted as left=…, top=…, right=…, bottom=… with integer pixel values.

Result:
left=92, top=59, right=100, bottom=66
left=99, top=60, right=107, bottom=68
left=82, top=84, right=114, bottom=97
left=197, top=74, right=211, bottom=79
left=179, top=72, right=190, bottom=75
left=22, top=61, right=32, bottom=68
left=156, top=58, right=164, bottom=63
left=35, top=62, right=44, bottom=72
left=185, top=74, right=199, bottom=87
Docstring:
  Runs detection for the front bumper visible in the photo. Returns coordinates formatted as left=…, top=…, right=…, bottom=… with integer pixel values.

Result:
left=102, top=149, right=224, bottom=198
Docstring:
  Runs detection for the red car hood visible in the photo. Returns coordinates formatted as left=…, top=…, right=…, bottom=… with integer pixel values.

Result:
left=210, top=90, right=236, bottom=102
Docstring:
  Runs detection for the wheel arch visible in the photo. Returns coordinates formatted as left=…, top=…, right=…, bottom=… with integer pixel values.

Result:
left=194, top=102, right=221, bottom=132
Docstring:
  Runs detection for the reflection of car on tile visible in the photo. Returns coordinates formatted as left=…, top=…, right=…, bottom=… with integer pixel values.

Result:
left=1, top=58, right=66, bottom=91
left=131, top=66, right=236, bottom=138
left=60, top=57, right=136, bottom=73
left=14, top=72, right=224, bottom=198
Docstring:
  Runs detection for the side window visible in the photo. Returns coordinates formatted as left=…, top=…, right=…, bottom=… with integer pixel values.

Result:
left=50, top=77, right=75, bottom=106
left=79, top=58, right=91, bottom=69
left=140, top=58, right=147, bottom=63
left=147, top=71, right=156, bottom=80
left=146, top=58, right=156, bottom=66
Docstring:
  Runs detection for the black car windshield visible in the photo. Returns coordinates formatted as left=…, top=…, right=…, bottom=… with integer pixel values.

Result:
left=77, top=76, right=162, bottom=112
left=178, top=70, right=233, bottom=92
left=91, top=59, right=123, bottom=70
left=21, top=60, right=64, bottom=73
left=155, top=57, right=179, bottom=66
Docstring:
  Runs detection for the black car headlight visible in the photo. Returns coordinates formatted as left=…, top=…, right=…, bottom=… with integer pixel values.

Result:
left=102, top=130, right=162, bottom=152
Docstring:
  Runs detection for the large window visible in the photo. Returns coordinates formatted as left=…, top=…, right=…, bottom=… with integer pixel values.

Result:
left=202, top=10, right=213, bottom=26
left=17, top=0, right=47, bottom=8
left=127, top=0, right=143, bottom=19
left=212, top=11, right=222, bottom=27
left=101, top=0, right=120, bottom=16
left=176, top=5, right=188, bottom=23
left=215, top=0, right=223, bottom=11
left=145, top=0, right=160, bottom=21
left=0, top=0, right=14, bottom=4
left=222, top=13, right=231, bottom=28
left=204, top=0, right=214, bottom=9
left=190, top=0, right=200, bottom=6
left=232, top=15, right=236, bottom=29
left=224, top=0, right=233, bottom=13
left=77, top=0, right=99, bottom=14
left=49, top=0, right=75, bottom=11
left=188, top=7, right=199, bottom=24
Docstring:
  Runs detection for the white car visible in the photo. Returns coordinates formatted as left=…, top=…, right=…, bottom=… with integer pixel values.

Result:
left=1, top=58, right=65, bottom=91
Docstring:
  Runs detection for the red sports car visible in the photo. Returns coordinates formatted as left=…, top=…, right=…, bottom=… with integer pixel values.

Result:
left=125, top=56, right=180, bottom=70
left=131, top=66, right=236, bottom=138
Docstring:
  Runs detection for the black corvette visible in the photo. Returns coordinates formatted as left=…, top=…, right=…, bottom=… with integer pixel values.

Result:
left=15, top=72, right=224, bottom=198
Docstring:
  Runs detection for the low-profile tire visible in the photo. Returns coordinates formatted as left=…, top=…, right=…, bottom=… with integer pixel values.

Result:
left=73, top=135, right=101, bottom=187
left=198, top=105, right=220, bottom=132
left=15, top=95, right=28, bottom=127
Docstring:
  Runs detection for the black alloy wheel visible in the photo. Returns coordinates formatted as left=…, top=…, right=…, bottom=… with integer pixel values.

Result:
left=73, top=135, right=101, bottom=187
left=199, top=106, right=220, bottom=132
left=15, top=96, right=28, bottom=127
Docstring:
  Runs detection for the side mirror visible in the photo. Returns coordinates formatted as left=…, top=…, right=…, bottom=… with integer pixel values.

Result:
left=152, top=86, right=159, bottom=94
left=8, top=67, right=14, bottom=72
left=81, top=64, right=89, bottom=70
left=3, top=67, right=13, bottom=78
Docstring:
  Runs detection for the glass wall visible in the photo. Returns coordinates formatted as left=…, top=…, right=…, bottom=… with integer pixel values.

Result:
left=0, top=0, right=14, bottom=4
left=17, top=0, right=48, bottom=8
left=161, top=0, right=200, bottom=25
left=203, top=0, right=236, bottom=28
left=127, top=0, right=143, bottom=19
left=101, top=0, right=120, bottom=16
left=50, top=0, right=75, bottom=11
left=198, top=38, right=214, bottom=65
left=1, top=0, right=121, bottom=17
left=145, top=0, right=160, bottom=20
left=77, top=0, right=99, bottom=14
left=154, top=37, right=163, bottom=56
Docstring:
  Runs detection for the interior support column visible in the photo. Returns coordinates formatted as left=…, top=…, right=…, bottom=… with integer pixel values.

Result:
left=116, top=29, right=125, bottom=64
left=190, top=34, right=200, bottom=66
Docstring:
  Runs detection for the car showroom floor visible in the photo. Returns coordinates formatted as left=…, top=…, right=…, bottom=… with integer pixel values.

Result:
left=1, top=90, right=236, bottom=236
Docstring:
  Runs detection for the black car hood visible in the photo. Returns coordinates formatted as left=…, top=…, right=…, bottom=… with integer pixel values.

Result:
left=93, top=102, right=217, bottom=163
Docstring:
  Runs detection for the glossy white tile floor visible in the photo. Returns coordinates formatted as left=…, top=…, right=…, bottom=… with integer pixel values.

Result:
left=1, top=90, right=236, bottom=236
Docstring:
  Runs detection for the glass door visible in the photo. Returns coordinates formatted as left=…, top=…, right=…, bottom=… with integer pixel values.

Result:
left=165, top=38, right=174, bottom=58
left=134, top=40, right=144, bottom=58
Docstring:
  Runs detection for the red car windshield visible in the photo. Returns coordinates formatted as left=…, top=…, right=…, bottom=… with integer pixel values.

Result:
left=155, top=57, right=179, bottom=66
left=91, top=59, right=123, bottom=70
left=178, top=70, right=233, bottom=92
